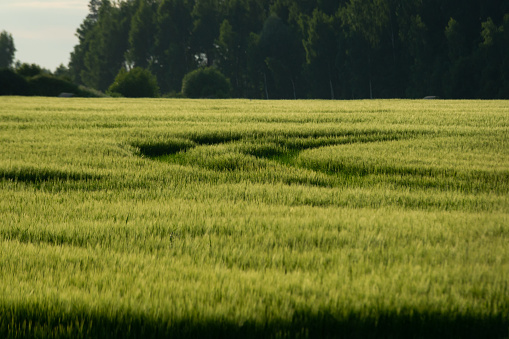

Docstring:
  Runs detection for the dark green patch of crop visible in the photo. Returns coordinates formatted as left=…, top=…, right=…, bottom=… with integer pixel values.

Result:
left=1, top=302, right=507, bottom=339
left=0, top=168, right=99, bottom=184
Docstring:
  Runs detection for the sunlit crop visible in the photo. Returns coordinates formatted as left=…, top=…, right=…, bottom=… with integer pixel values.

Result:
left=1, top=97, right=508, bottom=338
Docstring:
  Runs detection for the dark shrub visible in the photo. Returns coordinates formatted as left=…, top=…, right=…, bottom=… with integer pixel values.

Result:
left=0, top=68, right=29, bottom=95
left=28, top=74, right=80, bottom=97
left=16, top=63, right=45, bottom=78
left=182, top=67, right=231, bottom=98
left=107, top=67, right=160, bottom=98
left=77, top=86, right=107, bottom=98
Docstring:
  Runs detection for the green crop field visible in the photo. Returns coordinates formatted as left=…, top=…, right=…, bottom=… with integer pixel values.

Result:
left=0, top=97, right=508, bottom=338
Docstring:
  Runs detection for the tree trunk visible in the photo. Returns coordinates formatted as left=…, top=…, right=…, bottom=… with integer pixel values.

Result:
left=328, top=61, right=334, bottom=99
left=291, top=77, right=296, bottom=99
left=389, top=8, right=396, bottom=64
left=264, top=72, right=269, bottom=100
left=368, top=53, right=373, bottom=99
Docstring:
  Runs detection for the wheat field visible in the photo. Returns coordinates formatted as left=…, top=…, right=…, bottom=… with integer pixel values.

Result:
left=0, top=97, right=508, bottom=338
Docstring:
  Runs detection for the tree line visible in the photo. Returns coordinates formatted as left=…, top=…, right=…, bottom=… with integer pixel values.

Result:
left=65, top=0, right=509, bottom=99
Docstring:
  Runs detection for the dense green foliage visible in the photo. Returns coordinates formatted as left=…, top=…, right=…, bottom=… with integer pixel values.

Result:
left=0, top=30, right=16, bottom=69
left=0, top=68, right=103, bottom=98
left=12, top=62, right=55, bottom=80
left=0, top=97, right=508, bottom=338
left=181, top=67, right=231, bottom=98
left=108, top=67, right=160, bottom=97
left=27, top=74, right=82, bottom=97
left=69, top=0, right=509, bottom=99
left=0, top=69, right=29, bottom=95
left=15, top=63, right=46, bottom=78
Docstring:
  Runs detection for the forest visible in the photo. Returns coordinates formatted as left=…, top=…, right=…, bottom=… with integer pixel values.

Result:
left=68, top=0, right=509, bottom=99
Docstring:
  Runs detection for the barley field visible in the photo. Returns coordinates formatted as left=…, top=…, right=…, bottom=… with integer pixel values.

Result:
left=0, top=97, right=508, bottom=338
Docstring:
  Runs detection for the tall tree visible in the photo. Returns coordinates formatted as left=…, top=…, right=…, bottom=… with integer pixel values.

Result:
left=303, top=10, right=341, bottom=98
left=498, top=14, right=509, bottom=97
left=69, top=0, right=101, bottom=84
left=154, top=0, right=194, bottom=93
left=260, top=14, right=304, bottom=99
left=341, top=0, right=390, bottom=98
left=190, top=0, right=221, bottom=67
left=126, top=0, right=158, bottom=69
left=215, top=0, right=267, bottom=97
left=444, top=17, right=478, bottom=98
left=216, top=19, right=237, bottom=85
left=81, top=0, right=132, bottom=91
left=478, top=13, right=509, bottom=98
left=478, top=17, right=503, bottom=98
left=87, top=0, right=102, bottom=21
left=0, top=31, right=16, bottom=69
left=245, top=32, right=267, bottom=98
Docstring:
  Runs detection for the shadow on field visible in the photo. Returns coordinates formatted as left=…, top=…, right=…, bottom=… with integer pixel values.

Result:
left=132, top=130, right=426, bottom=166
left=2, top=306, right=508, bottom=339
left=0, top=168, right=100, bottom=184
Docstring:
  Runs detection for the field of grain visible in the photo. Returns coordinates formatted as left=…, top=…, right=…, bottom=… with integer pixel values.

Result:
left=0, top=97, right=508, bottom=338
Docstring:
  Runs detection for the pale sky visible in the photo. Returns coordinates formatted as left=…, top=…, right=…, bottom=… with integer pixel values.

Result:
left=0, top=0, right=89, bottom=71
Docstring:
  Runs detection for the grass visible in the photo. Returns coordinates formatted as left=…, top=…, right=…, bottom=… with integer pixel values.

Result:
left=0, top=97, right=508, bottom=338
